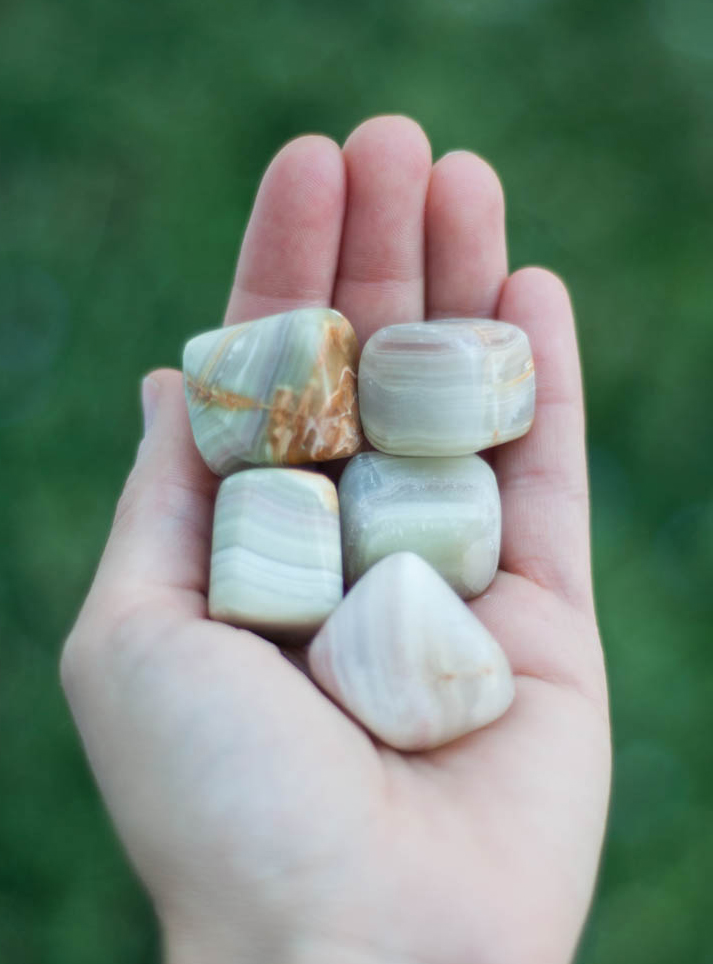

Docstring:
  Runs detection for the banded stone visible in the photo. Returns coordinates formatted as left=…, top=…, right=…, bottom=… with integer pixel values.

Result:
left=184, top=308, right=362, bottom=475
left=339, top=452, right=500, bottom=599
left=209, top=468, right=343, bottom=639
left=358, top=319, right=535, bottom=456
left=309, top=552, right=514, bottom=751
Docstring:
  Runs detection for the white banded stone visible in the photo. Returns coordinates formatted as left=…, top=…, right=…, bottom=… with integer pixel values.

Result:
left=339, top=452, right=500, bottom=599
left=358, top=319, right=535, bottom=456
left=183, top=308, right=362, bottom=475
left=209, top=468, right=343, bottom=639
left=309, top=552, right=514, bottom=751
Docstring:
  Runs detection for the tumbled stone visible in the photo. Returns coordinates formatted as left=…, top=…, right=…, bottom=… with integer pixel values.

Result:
left=358, top=319, right=535, bottom=456
left=339, top=452, right=500, bottom=599
left=209, top=468, right=343, bottom=639
left=309, top=552, right=514, bottom=751
left=184, top=308, right=362, bottom=475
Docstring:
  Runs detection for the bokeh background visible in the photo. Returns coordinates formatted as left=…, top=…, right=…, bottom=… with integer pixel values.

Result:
left=2, top=0, right=712, bottom=960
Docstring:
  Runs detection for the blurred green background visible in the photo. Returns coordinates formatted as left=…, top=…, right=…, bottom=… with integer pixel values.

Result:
left=2, top=0, right=712, bottom=960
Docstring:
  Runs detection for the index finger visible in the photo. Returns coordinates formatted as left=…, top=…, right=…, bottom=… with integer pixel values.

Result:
left=224, top=134, right=346, bottom=325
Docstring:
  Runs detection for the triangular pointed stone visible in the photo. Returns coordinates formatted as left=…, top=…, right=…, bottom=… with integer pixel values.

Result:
left=309, top=552, right=514, bottom=751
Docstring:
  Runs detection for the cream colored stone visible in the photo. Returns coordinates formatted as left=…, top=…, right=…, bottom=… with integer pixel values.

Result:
left=309, top=553, right=514, bottom=751
left=209, top=468, right=343, bottom=639
left=358, top=319, right=535, bottom=456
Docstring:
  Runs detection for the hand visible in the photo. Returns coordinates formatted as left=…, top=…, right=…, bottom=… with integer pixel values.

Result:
left=61, top=116, right=610, bottom=964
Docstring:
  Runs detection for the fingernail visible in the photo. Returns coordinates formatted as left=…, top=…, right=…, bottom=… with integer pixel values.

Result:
left=439, top=149, right=470, bottom=160
left=141, top=375, right=160, bottom=435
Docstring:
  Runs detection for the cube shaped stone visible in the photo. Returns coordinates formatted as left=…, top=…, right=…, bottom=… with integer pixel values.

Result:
left=209, top=468, right=343, bottom=639
left=338, top=452, right=500, bottom=599
left=358, top=319, right=535, bottom=456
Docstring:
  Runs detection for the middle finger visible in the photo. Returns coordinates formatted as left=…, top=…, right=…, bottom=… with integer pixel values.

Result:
left=332, top=115, right=432, bottom=345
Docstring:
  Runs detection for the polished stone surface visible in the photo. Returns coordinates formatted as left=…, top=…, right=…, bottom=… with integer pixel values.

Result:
left=209, top=468, right=343, bottom=639
left=339, top=452, right=500, bottom=599
left=309, top=552, right=514, bottom=751
left=358, top=319, right=535, bottom=456
left=184, top=308, right=362, bottom=475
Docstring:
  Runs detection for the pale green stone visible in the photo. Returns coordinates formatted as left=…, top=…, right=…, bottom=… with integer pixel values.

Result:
left=339, top=452, right=500, bottom=599
left=209, top=468, right=343, bottom=638
left=309, top=552, right=514, bottom=751
left=358, top=319, right=535, bottom=456
left=183, top=308, right=361, bottom=475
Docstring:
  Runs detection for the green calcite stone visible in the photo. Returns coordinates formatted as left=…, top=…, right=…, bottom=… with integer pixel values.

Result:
left=338, top=452, right=501, bottom=599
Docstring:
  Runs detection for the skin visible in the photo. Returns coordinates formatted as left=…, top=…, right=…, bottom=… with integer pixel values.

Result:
left=61, top=115, right=611, bottom=964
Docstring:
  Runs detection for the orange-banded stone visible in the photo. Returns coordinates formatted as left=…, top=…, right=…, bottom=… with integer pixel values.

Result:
left=183, top=308, right=363, bottom=475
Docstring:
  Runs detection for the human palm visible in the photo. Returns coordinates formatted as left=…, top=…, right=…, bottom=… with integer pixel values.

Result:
left=62, top=116, right=610, bottom=964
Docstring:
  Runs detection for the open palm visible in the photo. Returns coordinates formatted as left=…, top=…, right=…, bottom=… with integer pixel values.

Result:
left=62, top=116, right=610, bottom=964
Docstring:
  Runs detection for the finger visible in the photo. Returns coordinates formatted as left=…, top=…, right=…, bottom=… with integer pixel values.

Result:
left=224, top=135, right=346, bottom=324
left=425, top=151, right=507, bottom=319
left=468, top=571, right=607, bottom=702
left=493, top=268, right=593, bottom=612
left=85, top=369, right=218, bottom=627
left=332, top=115, right=432, bottom=344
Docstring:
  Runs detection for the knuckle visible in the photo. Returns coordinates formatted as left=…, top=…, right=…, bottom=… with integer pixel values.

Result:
left=60, top=597, right=168, bottom=705
left=59, top=626, right=86, bottom=701
left=115, top=466, right=213, bottom=549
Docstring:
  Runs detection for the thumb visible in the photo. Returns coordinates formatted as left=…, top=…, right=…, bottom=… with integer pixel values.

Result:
left=85, top=369, right=218, bottom=627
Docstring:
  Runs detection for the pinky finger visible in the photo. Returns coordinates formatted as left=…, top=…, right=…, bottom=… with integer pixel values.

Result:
left=493, top=268, right=594, bottom=614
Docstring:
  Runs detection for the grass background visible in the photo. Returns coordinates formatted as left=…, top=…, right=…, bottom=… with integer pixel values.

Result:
left=2, top=0, right=712, bottom=959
